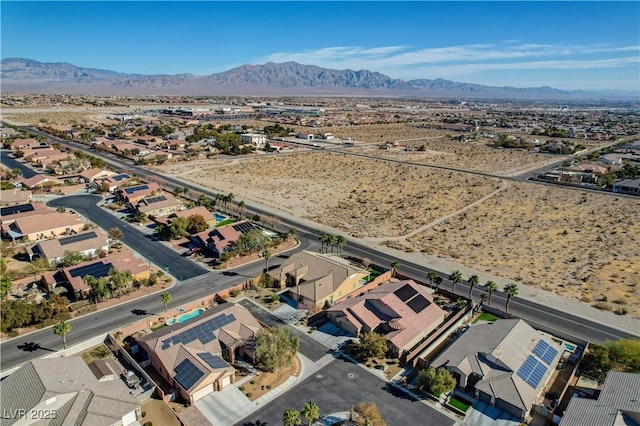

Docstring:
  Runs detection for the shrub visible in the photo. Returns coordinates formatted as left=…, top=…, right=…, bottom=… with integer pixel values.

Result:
left=615, top=307, right=628, bottom=316
left=250, top=380, right=256, bottom=385
left=246, top=392, right=252, bottom=398
left=229, top=288, right=240, bottom=297
left=239, top=386, right=245, bottom=391
left=141, top=412, right=146, bottom=418
left=266, top=385, right=271, bottom=389
left=593, top=302, right=612, bottom=311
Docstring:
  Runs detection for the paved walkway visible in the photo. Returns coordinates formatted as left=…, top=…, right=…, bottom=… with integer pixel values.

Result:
left=463, top=401, right=520, bottom=426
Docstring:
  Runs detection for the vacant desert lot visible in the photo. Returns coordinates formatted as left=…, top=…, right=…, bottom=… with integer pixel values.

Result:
left=154, top=152, right=502, bottom=238
left=351, top=139, right=564, bottom=175
left=406, top=182, right=640, bottom=317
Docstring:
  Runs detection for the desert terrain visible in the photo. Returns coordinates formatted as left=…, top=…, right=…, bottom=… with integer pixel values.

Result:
left=155, top=152, right=640, bottom=318
left=153, top=152, right=503, bottom=238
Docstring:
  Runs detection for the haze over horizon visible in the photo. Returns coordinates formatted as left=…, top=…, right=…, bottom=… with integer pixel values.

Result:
left=1, top=1, right=639, bottom=92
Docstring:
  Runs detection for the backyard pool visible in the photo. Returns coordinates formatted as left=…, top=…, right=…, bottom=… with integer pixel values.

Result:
left=214, top=213, right=226, bottom=222
left=166, top=308, right=205, bottom=326
left=564, top=343, right=577, bottom=352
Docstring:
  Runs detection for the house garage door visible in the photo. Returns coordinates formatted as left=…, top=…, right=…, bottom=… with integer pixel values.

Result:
left=220, top=375, right=232, bottom=389
left=192, top=383, right=214, bottom=402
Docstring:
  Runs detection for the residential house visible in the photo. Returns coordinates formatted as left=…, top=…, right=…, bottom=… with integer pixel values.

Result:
left=136, top=135, right=157, bottom=145
left=136, top=303, right=261, bottom=404
left=27, top=149, right=72, bottom=167
left=560, top=371, right=640, bottom=426
left=271, top=250, right=369, bottom=311
left=0, top=356, right=141, bottom=426
left=28, top=230, right=110, bottom=266
left=0, top=202, right=51, bottom=227
left=97, top=173, right=132, bottom=192
left=59, top=250, right=151, bottom=299
left=240, top=133, right=266, bottom=148
left=430, top=319, right=563, bottom=422
left=0, top=189, right=32, bottom=206
left=192, top=222, right=242, bottom=258
left=5, top=211, right=85, bottom=242
left=134, top=191, right=182, bottom=218
left=327, top=280, right=446, bottom=357
left=119, top=182, right=162, bottom=204
left=20, top=174, right=64, bottom=190
left=9, top=138, right=47, bottom=151
left=89, top=358, right=122, bottom=382
left=79, top=168, right=117, bottom=183
left=612, top=179, right=640, bottom=195
left=172, top=206, right=216, bottom=227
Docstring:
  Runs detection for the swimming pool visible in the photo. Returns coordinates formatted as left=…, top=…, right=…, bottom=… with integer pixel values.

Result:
left=564, top=343, right=577, bottom=352
left=214, top=213, right=226, bottom=222
left=166, top=308, right=205, bottom=326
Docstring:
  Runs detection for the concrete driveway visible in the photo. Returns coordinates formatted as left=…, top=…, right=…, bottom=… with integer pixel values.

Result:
left=196, top=385, right=255, bottom=426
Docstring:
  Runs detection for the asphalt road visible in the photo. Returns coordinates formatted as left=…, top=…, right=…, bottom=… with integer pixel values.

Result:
left=0, top=149, right=38, bottom=178
left=46, top=195, right=208, bottom=281
left=236, top=358, right=456, bottom=426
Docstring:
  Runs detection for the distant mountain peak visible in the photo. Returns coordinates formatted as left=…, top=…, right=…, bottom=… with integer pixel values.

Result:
left=1, top=57, right=636, bottom=99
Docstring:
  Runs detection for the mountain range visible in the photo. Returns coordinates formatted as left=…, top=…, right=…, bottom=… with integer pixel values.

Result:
left=1, top=58, right=635, bottom=100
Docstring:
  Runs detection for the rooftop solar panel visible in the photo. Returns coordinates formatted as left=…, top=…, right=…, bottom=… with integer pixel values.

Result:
left=124, top=184, right=149, bottom=194
left=112, top=174, right=130, bottom=181
left=69, top=262, right=113, bottom=279
left=532, top=340, right=559, bottom=365
left=517, top=355, right=548, bottom=388
left=174, top=359, right=204, bottom=390
left=160, top=313, right=237, bottom=349
left=1, top=204, right=35, bottom=216
left=198, top=353, right=230, bottom=370
left=59, top=231, right=98, bottom=246
left=231, top=222, right=257, bottom=233
left=406, top=294, right=430, bottom=313
left=145, top=195, right=167, bottom=204
left=394, top=284, right=418, bottom=302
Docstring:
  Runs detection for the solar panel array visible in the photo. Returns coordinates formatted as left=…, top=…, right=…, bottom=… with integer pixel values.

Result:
left=532, top=340, right=558, bottom=365
left=406, top=294, right=430, bottom=313
left=112, top=174, right=130, bottom=182
left=59, top=231, right=97, bottom=246
left=124, top=184, right=149, bottom=194
left=1, top=204, right=35, bottom=216
left=69, top=262, right=113, bottom=278
left=517, top=355, right=547, bottom=388
left=394, top=284, right=418, bottom=302
left=145, top=195, right=167, bottom=204
left=161, top=313, right=236, bottom=350
left=198, top=353, right=230, bottom=370
left=174, top=359, right=204, bottom=390
left=232, top=221, right=257, bottom=233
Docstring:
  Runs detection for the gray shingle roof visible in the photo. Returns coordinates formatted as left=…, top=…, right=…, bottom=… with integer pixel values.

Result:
left=561, top=372, right=640, bottom=426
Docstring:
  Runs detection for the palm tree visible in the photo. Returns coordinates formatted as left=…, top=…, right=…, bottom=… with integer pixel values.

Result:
left=283, top=408, right=301, bottom=426
left=391, top=260, right=401, bottom=276
left=485, top=280, right=498, bottom=305
left=427, top=271, right=438, bottom=288
left=449, top=270, right=463, bottom=293
left=480, top=292, right=487, bottom=306
left=468, top=274, right=480, bottom=299
left=262, top=248, right=272, bottom=272
left=504, top=283, right=519, bottom=313
left=161, top=291, right=172, bottom=313
left=238, top=200, right=246, bottom=218
left=227, top=192, right=235, bottom=215
left=53, top=320, right=71, bottom=350
left=301, top=401, right=320, bottom=425
left=319, top=233, right=329, bottom=253
left=433, top=276, right=443, bottom=292
left=329, top=235, right=338, bottom=253
left=336, top=235, right=347, bottom=254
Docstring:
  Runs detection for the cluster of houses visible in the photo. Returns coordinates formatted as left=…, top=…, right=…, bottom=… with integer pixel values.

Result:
left=538, top=144, right=640, bottom=194
left=0, top=201, right=150, bottom=300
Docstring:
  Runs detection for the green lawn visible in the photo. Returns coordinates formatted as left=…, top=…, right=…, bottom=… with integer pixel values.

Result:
left=473, top=312, right=498, bottom=324
left=216, top=218, right=237, bottom=227
left=151, top=324, right=166, bottom=332
left=448, top=397, right=471, bottom=413
left=368, top=269, right=382, bottom=278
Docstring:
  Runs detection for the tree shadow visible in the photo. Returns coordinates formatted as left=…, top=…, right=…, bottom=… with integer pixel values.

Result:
left=17, top=342, right=55, bottom=352
left=383, top=382, right=418, bottom=402
left=242, top=421, right=268, bottom=426
left=131, top=309, right=149, bottom=316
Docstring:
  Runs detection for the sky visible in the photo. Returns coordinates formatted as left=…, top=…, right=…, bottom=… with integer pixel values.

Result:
left=2, top=1, right=639, bottom=91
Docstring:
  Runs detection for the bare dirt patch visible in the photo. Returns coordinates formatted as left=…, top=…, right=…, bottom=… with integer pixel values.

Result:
left=239, top=356, right=299, bottom=401
left=153, top=152, right=502, bottom=238
left=406, top=182, right=640, bottom=317
left=142, top=398, right=181, bottom=426
left=352, top=139, right=564, bottom=175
